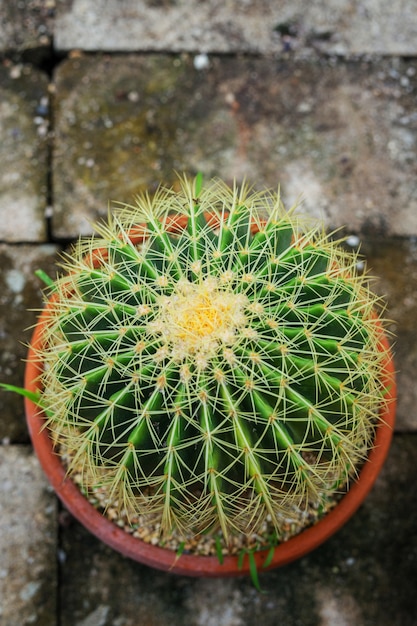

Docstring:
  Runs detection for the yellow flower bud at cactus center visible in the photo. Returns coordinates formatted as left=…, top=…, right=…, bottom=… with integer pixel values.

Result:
left=148, top=277, right=249, bottom=365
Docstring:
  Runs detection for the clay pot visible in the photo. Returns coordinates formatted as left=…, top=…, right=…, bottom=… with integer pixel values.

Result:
left=25, top=299, right=396, bottom=577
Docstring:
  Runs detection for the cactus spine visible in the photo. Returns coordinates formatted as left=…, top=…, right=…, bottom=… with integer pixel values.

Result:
left=37, top=176, right=387, bottom=545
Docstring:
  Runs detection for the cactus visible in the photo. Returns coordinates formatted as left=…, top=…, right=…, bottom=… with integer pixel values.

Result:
left=30, top=175, right=387, bottom=545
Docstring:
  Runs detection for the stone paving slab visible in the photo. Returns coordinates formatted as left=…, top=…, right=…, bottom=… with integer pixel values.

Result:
left=0, top=445, right=57, bottom=626
left=57, top=434, right=417, bottom=626
left=0, top=0, right=54, bottom=55
left=0, top=63, right=50, bottom=242
left=362, top=237, right=417, bottom=432
left=52, top=54, right=417, bottom=240
left=0, top=244, right=60, bottom=443
left=55, top=0, right=417, bottom=57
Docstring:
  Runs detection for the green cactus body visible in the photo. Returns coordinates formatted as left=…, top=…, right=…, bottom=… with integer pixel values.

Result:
left=38, top=176, right=387, bottom=544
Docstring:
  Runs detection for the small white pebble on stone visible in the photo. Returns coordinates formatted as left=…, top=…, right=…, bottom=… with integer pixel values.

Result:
left=5, top=269, right=25, bottom=294
left=9, top=64, right=22, bottom=79
left=297, top=101, right=313, bottom=114
left=128, top=91, right=139, bottom=102
left=193, top=53, right=210, bottom=70
left=37, top=124, right=48, bottom=138
left=346, top=235, right=360, bottom=247
left=19, top=581, right=41, bottom=602
left=58, top=549, right=67, bottom=564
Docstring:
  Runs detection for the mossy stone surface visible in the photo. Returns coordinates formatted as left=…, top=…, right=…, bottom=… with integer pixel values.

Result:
left=0, top=64, right=49, bottom=242
left=53, top=54, right=417, bottom=239
left=0, top=0, right=53, bottom=54
left=53, top=54, right=238, bottom=237
left=0, top=244, right=59, bottom=443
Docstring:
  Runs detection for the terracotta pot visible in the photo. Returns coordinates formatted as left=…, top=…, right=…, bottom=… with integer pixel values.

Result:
left=24, top=297, right=396, bottom=577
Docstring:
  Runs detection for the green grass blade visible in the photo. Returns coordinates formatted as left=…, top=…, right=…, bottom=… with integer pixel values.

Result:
left=35, top=269, right=56, bottom=289
left=0, top=383, right=42, bottom=406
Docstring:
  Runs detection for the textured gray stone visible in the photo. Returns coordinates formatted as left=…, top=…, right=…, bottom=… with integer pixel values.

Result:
left=0, top=244, right=59, bottom=442
left=0, top=0, right=54, bottom=54
left=0, top=445, right=57, bottom=626
left=55, top=0, right=282, bottom=54
left=0, top=64, right=49, bottom=242
left=53, top=54, right=417, bottom=239
left=55, top=0, right=417, bottom=56
left=361, top=237, right=417, bottom=432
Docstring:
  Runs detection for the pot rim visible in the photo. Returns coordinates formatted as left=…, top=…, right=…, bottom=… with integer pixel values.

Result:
left=24, top=299, right=396, bottom=577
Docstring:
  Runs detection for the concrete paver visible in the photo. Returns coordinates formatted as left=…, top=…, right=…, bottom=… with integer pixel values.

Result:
left=0, top=244, right=59, bottom=442
left=53, top=54, right=417, bottom=239
left=0, top=445, right=57, bottom=626
left=0, top=63, right=50, bottom=242
left=362, top=238, right=417, bottom=431
left=55, top=0, right=417, bottom=56
left=0, top=0, right=54, bottom=54
left=55, top=0, right=283, bottom=54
